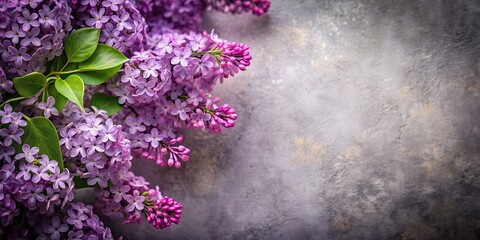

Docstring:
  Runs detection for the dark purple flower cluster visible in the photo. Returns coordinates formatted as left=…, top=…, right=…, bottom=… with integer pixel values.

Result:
left=0, top=0, right=72, bottom=78
left=71, top=0, right=147, bottom=55
left=204, top=0, right=270, bottom=16
left=0, top=104, right=85, bottom=239
left=135, top=0, right=205, bottom=34
left=32, top=202, right=113, bottom=240
left=0, top=0, right=72, bottom=87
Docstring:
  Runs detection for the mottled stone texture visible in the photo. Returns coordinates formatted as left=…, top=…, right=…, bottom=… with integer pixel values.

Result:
left=107, top=0, right=480, bottom=239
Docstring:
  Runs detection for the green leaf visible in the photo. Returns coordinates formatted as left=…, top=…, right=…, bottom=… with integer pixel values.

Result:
left=50, top=53, right=79, bottom=72
left=79, top=44, right=129, bottom=71
left=73, top=176, right=92, bottom=189
left=65, top=28, right=100, bottom=63
left=55, top=75, right=85, bottom=110
left=73, top=176, right=113, bottom=189
left=13, top=72, right=46, bottom=98
left=49, top=52, right=67, bottom=72
left=76, top=65, right=122, bottom=85
left=19, top=116, right=64, bottom=171
left=47, top=84, right=68, bottom=111
left=89, top=93, right=123, bottom=116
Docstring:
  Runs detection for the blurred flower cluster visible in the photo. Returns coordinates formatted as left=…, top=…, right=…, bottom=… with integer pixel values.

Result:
left=0, top=0, right=268, bottom=238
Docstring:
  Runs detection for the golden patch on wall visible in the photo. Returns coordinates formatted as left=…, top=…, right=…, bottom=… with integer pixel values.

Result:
left=344, top=145, right=361, bottom=160
left=294, top=136, right=326, bottom=164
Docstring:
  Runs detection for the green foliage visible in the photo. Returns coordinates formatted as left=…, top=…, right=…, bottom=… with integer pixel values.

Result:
left=79, top=44, right=129, bottom=71
left=47, top=84, right=68, bottom=111
left=13, top=72, right=47, bottom=98
left=76, top=65, right=122, bottom=85
left=65, top=28, right=100, bottom=63
left=55, top=75, right=85, bottom=110
left=18, top=116, right=64, bottom=171
left=89, top=93, right=123, bottom=116
left=3, top=27, right=129, bottom=177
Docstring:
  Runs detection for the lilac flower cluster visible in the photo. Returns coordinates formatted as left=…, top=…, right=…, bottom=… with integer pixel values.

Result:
left=71, top=0, right=147, bottom=55
left=32, top=202, right=113, bottom=240
left=0, top=104, right=80, bottom=238
left=0, top=0, right=269, bottom=235
left=103, top=31, right=244, bottom=167
left=135, top=0, right=205, bottom=34
left=95, top=171, right=183, bottom=229
left=204, top=0, right=271, bottom=16
left=0, top=0, right=72, bottom=78
left=56, top=104, right=132, bottom=188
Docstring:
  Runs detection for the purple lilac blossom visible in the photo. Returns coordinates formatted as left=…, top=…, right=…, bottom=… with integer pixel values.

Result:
left=204, top=0, right=271, bottom=16
left=134, top=0, right=205, bottom=34
left=0, top=1, right=72, bottom=79
left=0, top=0, right=268, bottom=235
left=71, top=0, right=147, bottom=56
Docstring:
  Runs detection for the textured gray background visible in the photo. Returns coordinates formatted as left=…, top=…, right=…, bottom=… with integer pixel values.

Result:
left=105, top=0, right=480, bottom=239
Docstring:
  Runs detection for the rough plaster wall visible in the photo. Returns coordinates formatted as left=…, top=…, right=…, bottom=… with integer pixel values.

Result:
left=104, top=0, right=480, bottom=239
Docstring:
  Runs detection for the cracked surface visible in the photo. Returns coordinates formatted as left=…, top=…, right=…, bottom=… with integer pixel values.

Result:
left=105, top=1, right=480, bottom=239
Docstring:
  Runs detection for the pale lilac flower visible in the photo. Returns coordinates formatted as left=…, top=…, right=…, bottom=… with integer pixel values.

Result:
left=84, top=138, right=105, bottom=155
left=125, top=116, right=146, bottom=134
left=170, top=99, right=191, bottom=121
left=0, top=104, right=14, bottom=124
left=125, top=190, right=145, bottom=212
left=86, top=8, right=109, bottom=28
left=7, top=46, right=31, bottom=67
left=134, top=80, right=156, bottom=96
left=15, top=144, right=39, bottom=162
left=120, top=65, right=141, bottom=85
left=102, top=0, right=122, bottom=11
left=192, top=54, right=215, bottom=75
left=37, top=96, right=59, bottom=118
left=17, top=9, right=40, bottom=31
left=156, top=40, right=173, bottom=56
left=9, top=112, right=27, bottom=128
left=171, top=48, right=191, bottom=67
left=144, top=128, right=163, bottom=148
left=70, top=140, right=87, bottom=158
left=100, top=23, right=120, bottom=46
left=59, top=128, right=77, bottom=149
left=49, top=168, right=70, bottom=190
left=110, top=185, right=131, bottom=203
left=139, top=58, right=160, bottom=78
left=187, top=91, right=203, bottom=106
left=38, top=5, right=58, bottom=27
left=112, top=12, right=132, bottom=31
left=4, top=24, right=25, bottom=44
left=79, top=116, right=103, bottom=136
left=20, top=27, right=41, bottom=47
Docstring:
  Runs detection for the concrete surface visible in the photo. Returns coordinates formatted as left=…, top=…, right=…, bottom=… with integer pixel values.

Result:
left=106, top=1, right=480, bottom=239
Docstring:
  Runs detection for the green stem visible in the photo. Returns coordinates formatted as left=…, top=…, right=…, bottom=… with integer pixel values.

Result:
left=59, top=60, right=70, bottom=72
left=0, top=96, right=28, bottom=107
left=191, top=49, right=223, bottom=57
left=46, top=76, right=58, bottom=83
left=21, top=113, right=31, bottom=121
left=46, top=69, right=81, bottom=78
